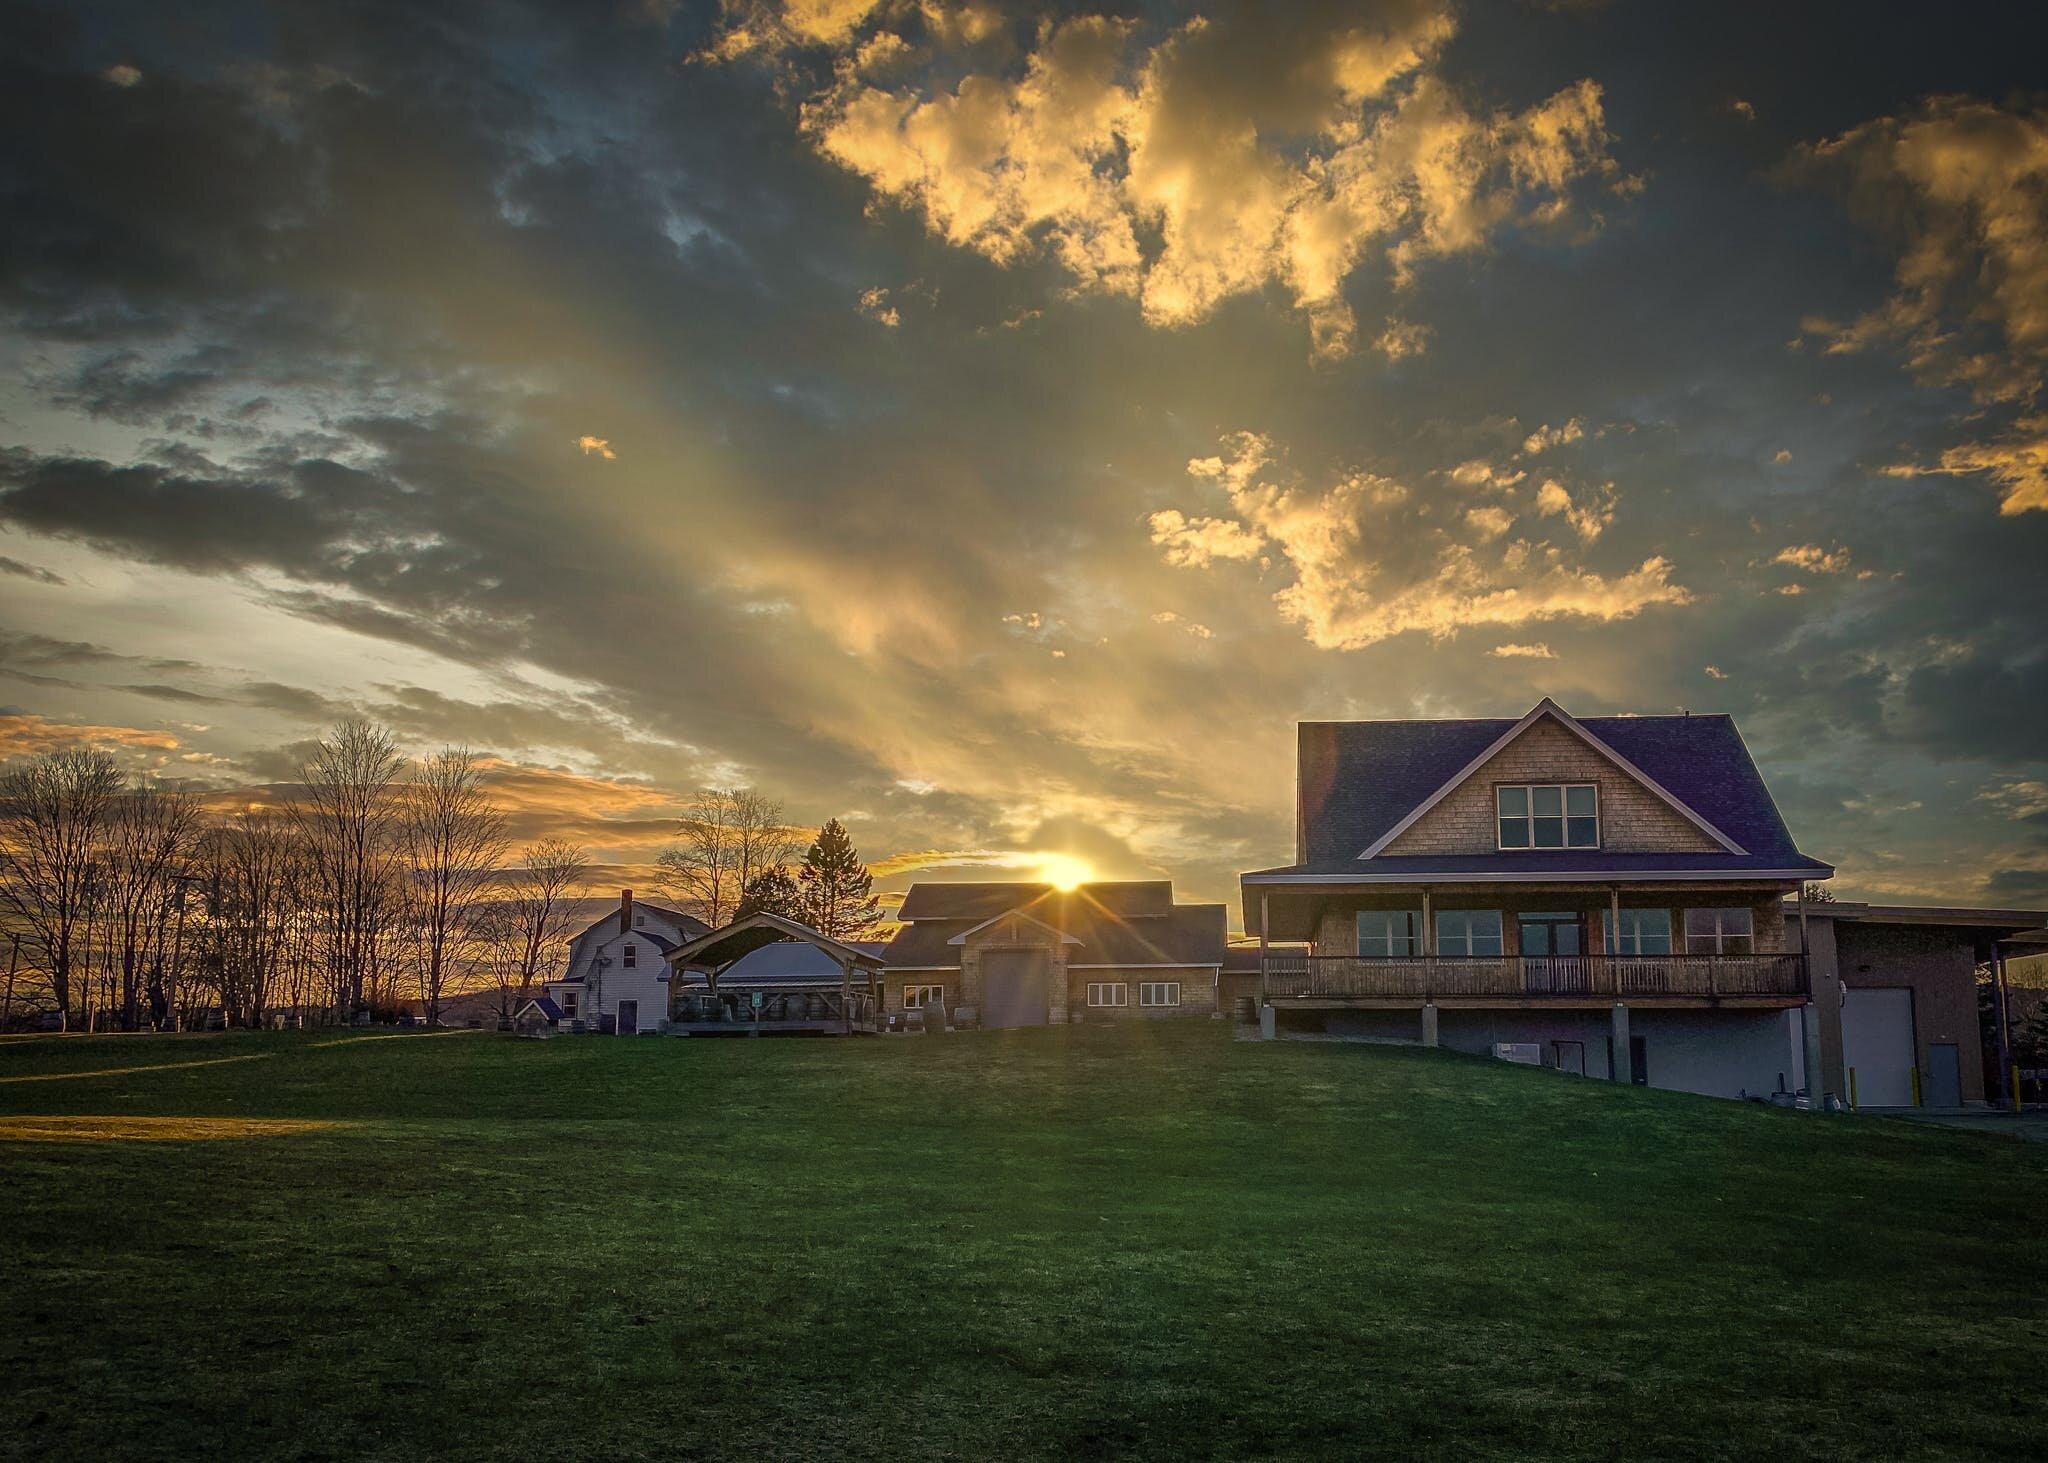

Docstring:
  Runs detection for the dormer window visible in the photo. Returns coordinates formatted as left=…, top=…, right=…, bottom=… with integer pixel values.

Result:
left=1498, top=784, right=1599, bottom=849
left=622, top=944, right=638, bottom=968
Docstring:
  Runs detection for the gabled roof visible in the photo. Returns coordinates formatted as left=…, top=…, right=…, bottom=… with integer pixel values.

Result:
left=515, top=995, right=564, bottom=1021
left=673, top=941, right=888, bottom=987
left=1358, top=699, right=1744, bottom=859
left=883, top=886, right=1226, bottom=970
left=945, top=910, right=1083, bottom=946
left=1279, top=701, right=1830, bottom=878
left=894, top=880, right=1174, bottom=922
left=668, top=911, right=890, bottom=972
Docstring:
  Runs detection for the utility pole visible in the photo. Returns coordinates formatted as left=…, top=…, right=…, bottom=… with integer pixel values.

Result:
left=2, top=931, right=20, bottom=1030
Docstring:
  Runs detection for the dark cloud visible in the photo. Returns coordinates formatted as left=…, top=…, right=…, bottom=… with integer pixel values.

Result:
left=1, top=1, right=2046, bottom=908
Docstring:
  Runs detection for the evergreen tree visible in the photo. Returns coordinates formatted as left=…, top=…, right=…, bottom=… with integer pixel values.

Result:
left=734, top=864, right=804, bottom=922
left=798, top=819, right=882, bottom=938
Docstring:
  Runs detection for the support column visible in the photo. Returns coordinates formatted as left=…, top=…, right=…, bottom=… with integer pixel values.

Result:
left=1258, top=891, right=1270, bottom=1008
left=1611, top=1002, right=1632, bottom=1084
left=1802, top=1003, right=1826, bottom=1109
left=1421, top=1001, right=1439, bottom=1048
left=1421, top=888, right=1435, bottom=955
left=1994, top=940, right=2014, bottom=1106
left=840, top=956, right=853, bottom=1036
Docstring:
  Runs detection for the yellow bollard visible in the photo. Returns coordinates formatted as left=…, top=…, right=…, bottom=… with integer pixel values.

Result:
left=1911, top=1065, right=1922, bottom=1108
left=1848, top=1066, right=1858, bottom=1111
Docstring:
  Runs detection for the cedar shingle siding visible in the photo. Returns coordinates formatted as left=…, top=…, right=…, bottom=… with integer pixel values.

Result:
left=1382, top=717, right=1723, bottom=857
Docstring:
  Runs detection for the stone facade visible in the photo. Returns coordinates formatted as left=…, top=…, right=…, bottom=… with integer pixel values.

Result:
left=954, top=915, right=1073, bottom=1023
left=1382, top=717, right=1724, bottom=857
left=1068, top=966, right=1219, bottom=1020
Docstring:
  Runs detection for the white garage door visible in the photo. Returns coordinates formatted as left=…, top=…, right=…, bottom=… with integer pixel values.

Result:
left=1841, top=988, right=1915, bottom=1107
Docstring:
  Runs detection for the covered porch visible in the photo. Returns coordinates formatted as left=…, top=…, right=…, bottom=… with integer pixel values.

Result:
left=666, top=913, right=887, bottom=1036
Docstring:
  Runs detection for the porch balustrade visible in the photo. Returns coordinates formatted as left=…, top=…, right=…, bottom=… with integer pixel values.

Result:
left=1260, top=952, right=1807, bottom=1000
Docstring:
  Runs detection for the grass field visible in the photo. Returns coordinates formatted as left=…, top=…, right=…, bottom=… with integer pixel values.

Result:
left=3, top=1025, right=2046, bottom=1460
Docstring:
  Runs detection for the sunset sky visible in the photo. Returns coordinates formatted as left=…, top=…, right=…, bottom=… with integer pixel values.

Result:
left=3, top=0, right=2047, bottom=918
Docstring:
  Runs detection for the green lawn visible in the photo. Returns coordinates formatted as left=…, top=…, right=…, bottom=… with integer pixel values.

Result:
left=2, top=1025, right=2045, bottom=1460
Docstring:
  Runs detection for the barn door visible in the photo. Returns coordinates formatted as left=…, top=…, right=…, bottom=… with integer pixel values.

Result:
left=981, top=950, right=1051, bottom=1028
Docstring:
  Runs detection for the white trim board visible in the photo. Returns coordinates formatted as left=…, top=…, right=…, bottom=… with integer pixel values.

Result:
left=1356, top=698, right=1747, bottom=860
left=1245, top=868, right=1823, bottom=885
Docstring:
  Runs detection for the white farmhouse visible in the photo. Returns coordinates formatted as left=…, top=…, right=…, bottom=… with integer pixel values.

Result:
left=544, top=890, right=710, bottom=1035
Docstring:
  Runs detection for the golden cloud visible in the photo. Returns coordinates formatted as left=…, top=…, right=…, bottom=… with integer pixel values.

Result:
left=1155, top=430, right=1687, bottom=650
left=768, top=4, right=1625, bottom=358
left=0, top=714, right=181, bottom=758
left=1797, top=98, right=2048, bottom=513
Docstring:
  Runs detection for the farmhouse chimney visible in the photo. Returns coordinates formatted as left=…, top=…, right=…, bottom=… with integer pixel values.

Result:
left=620, top=888, right=634, bottom=936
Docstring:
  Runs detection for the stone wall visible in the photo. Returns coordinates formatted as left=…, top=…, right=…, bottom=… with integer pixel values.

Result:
left=1068, top=967, right=1219, bottom=1020
left=1382, top=717, right=1724, bottom=856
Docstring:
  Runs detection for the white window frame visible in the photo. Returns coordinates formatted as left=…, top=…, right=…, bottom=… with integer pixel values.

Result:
left=1435, top=909, right=1505, bottom=957
left=1086, top=982, right=1128, bottom=1008
left=622, top=943, right=638, bottom=968
left=1603, top=908, right=1674, bottom=956
left=1497, top=783, right=1600, bottom=850
left=1684, top=907, right=1755, bottom=954
left=903, top=984, right=946, bottom=1010
left=1357, top=910, right=1423, bottom=957
left=1138, top=981, right=1182, bottom=1008
left=560, top=992, right=579, bottom=1017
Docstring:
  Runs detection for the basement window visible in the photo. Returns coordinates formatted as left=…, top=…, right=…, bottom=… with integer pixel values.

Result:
left=1086, top=982, right=1128, bottom=1008
left=1498, top=784, right=1599, bottom=849
left=1139, top=982, right=1182, bottom=1008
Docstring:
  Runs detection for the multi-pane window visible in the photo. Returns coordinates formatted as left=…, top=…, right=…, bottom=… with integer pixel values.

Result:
left=1603, top=908, right=1674, bottom=955
left=1497, top=784, right=1599, bottom=849
left=1435, top=909, right=1505, bottom=957
left=1138, top=982, right=1182, bottom=1007
left=1684, top=908, right=1755, bottom=954
left=1357, top=910, right=1424, bottom=956
left=622, top=943, right=638, bottom=968
left=1086, top=982, right=1128, bottom=1007
left=560, top=992, right=578, bottom=1017
left=903, top=984, right=946, bottom=1009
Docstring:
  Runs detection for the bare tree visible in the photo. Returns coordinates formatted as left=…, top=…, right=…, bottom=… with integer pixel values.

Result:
left=102, top=785, right=202, bottom=1027
left=193, top=810, right=308, bottom=1028
left=0, top=748, right=125, bottom=1023
left=477, top=838, right=588, bottom=1020
left=395, top=748, right=508, bottom=1025
left=291, top=720, right=405, bottom=1017
left=657, top=787, right=801, bottom=928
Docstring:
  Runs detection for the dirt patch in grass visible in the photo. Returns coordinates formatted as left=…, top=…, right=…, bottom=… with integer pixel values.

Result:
left=0, top=1114, right=350, bottom=1143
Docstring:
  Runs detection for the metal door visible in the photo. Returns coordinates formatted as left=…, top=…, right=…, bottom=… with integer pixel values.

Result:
left=981, top=950, right=1050, bottom=1028
left=1926, top=1042, right=1961, bottom=1107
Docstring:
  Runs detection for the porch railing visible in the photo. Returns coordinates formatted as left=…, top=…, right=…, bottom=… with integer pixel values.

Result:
left=671, top=988, right=876, bottom=1027
left=1261, top=953, right=1807, bottom=1000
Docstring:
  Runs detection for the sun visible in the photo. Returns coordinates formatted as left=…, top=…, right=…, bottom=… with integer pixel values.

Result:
left=1033, top=852, right=1094, bottom=891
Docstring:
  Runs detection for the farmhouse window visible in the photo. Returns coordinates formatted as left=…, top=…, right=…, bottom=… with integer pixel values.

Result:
left=903, top=984, right=946, bottom=1009
left=1683, top=908, right=1755, bottom=954
left=1435, top=909, right=1505, bottom=957
left=1138, top=982, right=1182, bottom=1007
left=622, top=944, right=637, bottom=968
left=1357, top=910, right=1424, bottom=956
left=1602, top=908, right=1674, bottom=955
left=1086, top=982, right=1128, bottom=1008
left=1498, top=784, right=1599, bottom=849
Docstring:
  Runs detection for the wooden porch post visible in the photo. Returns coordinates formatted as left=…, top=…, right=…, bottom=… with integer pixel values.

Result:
left=840, top=955, right=853, bottom=1036
left=1421, top=888, right=1434, bottom=956
left=1258, top=891, right=1270, bottom=1007
left=1994, top=940, right=2014, bottom=1104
